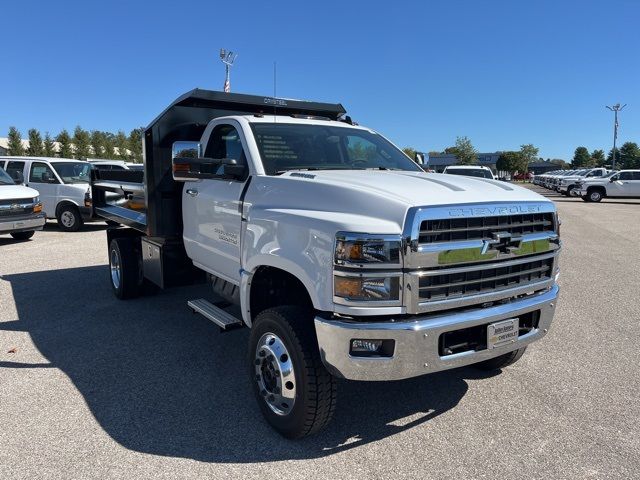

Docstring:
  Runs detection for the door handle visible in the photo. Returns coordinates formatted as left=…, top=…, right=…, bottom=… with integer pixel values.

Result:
left=186, top=189, right=198, bottom=197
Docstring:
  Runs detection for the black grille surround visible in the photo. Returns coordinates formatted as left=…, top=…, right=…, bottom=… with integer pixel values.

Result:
left=419, top=212, right=555, bottom=244
left=419, top=256, right=554, bottom=301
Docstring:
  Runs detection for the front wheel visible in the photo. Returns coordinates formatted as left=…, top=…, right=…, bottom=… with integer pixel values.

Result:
left=249, top=306, right=337, bottom=439
left=587, top=189, right=604, bottom=202
left=474, top=347, right=527, bottom=371
left=10, top=231, right=35, bottom=240
left=57, top=205, right=83, bottom=232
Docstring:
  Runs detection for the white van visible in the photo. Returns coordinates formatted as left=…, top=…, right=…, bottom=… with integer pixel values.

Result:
left=0, top=157, right=94, bottom=231
left=443, top=165, right=496, bottom=179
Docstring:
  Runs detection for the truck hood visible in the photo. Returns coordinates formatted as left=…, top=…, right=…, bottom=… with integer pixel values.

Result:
left=279, top=170, right=549, bottom=206
left=250, top=170, right=553, bottom=234
left=0, top=184, right=40, bottom=200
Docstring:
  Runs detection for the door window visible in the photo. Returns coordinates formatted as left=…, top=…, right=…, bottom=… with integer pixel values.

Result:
left=5, top=161, right=25, bottom=181
left=618, top=172, right=633, bottom=181
left=30, top=162, right=59, bottom=183
left=204, top=124, right=247, bottom=175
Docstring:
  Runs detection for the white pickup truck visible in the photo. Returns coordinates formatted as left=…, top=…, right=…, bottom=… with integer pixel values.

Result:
left=575, top=170, right=640, bottom=202
left=93, top=89, right=561, bottom=438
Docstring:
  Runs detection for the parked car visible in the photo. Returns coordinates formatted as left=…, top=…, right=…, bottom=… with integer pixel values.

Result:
left=0, top=166, right=45, bottom=240
left=0, top=157, right=94, bottom=231
left=443, top=165, right=495, bottom=179
left=557, top=168, right=610, bottom=196
left=92, top=89, right=561, bottom=438
left=576, top=170, right=640, bottom=202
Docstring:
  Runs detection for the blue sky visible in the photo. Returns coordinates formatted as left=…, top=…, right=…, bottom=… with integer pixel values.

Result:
left=3, top=0, right=639, bottom=160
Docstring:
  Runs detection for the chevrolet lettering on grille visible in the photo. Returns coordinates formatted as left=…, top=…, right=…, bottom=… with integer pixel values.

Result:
left=447, top=205, right=542, bottom=217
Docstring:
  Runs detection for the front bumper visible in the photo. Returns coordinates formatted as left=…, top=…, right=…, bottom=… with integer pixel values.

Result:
left=315, top=285, right=559, bottom=381
left=0, top=214, right=46, bottom=233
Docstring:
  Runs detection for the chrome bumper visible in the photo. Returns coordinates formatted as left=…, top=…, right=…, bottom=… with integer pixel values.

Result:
left=315, top=285, right=559, bottom=381
left=0, top=214, right=46, bottom=233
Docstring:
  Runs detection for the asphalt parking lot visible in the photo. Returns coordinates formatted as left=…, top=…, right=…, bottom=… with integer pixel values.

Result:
left=1, top=185, right=639, bottom=479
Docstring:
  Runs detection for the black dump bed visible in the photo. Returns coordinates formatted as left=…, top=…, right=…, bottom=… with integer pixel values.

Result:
left=92, top=89, right=346, bottom=236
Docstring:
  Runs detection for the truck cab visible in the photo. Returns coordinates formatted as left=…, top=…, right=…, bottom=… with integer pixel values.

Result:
left=93, top=89, right=561, bottom=438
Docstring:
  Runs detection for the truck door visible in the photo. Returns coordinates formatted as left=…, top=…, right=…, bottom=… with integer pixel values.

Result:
left=182, top=122, right=249, bottom=284
left=609, top=171, right=636, bottom=197
left=27, top=161, right=60, bottom=217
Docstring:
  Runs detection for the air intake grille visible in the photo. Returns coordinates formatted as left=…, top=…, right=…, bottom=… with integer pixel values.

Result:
left=419, top=213, right=555, bottom=244
left=419, top=257, right=554, bottom=301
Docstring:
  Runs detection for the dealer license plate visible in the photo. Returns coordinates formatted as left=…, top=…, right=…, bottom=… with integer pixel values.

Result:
left=487, top=318, right=519, bottom=349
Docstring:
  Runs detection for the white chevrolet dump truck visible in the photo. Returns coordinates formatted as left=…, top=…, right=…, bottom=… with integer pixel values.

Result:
left=93, top=89, right=561, bottom=438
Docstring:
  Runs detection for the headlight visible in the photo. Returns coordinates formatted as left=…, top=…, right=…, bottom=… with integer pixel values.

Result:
left=334, top=273, right=401, bottom=303
left=335, top=233, right=402, bottom=267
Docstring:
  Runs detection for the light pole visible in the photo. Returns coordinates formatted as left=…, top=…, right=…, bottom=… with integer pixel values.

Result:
left=219, top=49, right=237, bottom=93
left=605, top=103, right=626, bottom=169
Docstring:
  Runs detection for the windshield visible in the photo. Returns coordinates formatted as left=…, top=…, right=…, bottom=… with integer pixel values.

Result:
left=0, top=167, right=14, bottom=185
left=444, top=168, right=493, bottom=179
left=250, top=123, right=422, bottom=175
left=51, top=162, right=92, bottom=183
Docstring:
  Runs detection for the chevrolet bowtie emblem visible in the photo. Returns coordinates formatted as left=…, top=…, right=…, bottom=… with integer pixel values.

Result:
left=10, top=204, right=21, bottom=211
left=481, top=231, right=522, bottom=255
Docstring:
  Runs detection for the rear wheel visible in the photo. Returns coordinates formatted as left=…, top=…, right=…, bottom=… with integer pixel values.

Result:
left=57, top=205, right=83, bottom=232
left=249, top=306, right=337, bottom=438
left=10, top=231, right=35, bottom=240
left=108, top=237, right=141, bottom=299
left=474, top=347, right=527, bottom=371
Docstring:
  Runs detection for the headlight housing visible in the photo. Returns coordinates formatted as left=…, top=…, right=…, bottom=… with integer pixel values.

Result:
left=334, top=273, right=401, bottom=304
left=334, top=233, right=401, bottom=268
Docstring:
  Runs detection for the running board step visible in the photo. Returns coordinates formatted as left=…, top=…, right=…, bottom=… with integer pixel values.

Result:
left=188, top=299, right=243, bottom=330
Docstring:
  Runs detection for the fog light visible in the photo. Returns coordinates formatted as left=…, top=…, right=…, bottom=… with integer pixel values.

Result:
left=351, top=339, right=382, bottom=353
left=349, top=339, right=395, bottom=357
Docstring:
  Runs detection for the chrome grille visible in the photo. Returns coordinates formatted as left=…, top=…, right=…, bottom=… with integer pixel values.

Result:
left=418, top=256, right=554, bottom=301
left=0, top=200, right=34, bottom=217
left=419, top=213, right=554, bottom=243
left=403, top=202, right=560, bottom=314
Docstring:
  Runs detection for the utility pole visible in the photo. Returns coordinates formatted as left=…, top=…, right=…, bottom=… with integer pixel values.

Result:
left=219, top=49, right=237, bottom=93
left=605, top=103, right=626, bottom=169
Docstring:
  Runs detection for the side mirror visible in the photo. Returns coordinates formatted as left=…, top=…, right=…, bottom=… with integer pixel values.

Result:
left=13, top=172, right=24, bottom=184
left=222, top=160, right=247, bottom=180
left=609, top=177, right=616, bottom=182
left=172, top=156, right=223, bottom=181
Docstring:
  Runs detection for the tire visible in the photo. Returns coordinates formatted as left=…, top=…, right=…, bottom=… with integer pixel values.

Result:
left=10, top=231, right=35, bottom=240
left=249, top=306, right=337, bottom=439
left=108, top=237, right=141, bottom=299
left=56, top=204, right=83, bottom=232
left=564, top=186, right=573, bottom=197
left=474, top=347, right=527, bottom=371
left=587, top=188, right=604, bottom=203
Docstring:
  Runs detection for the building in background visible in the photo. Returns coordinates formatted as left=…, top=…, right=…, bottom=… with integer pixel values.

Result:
left=528, top=161, right=562, bottom=175
left=426, top=152, right=501, bottom=173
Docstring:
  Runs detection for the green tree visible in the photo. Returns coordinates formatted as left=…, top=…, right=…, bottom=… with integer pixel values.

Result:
left=497, top=151, right=527, bottom=174
left=607, top=147, right=620, bottom=164
left=452, top=136, right=477, bottom=165
left=26, top=129, right=44, bottom=156
left=114, top=130, right=130, bottom=160
left=72, top=126, right=91, bottom=159
left=402, top=147, right=417, bottom=160
left=7, top=127, right=25, bottom=156
left=56, top=129, right=73, bottom=158
left=102, top=132, right=116, bottom=159
left=550, top=158, right=568, bottom=168
left=90, top=130, right=104, bottom=158
left=519, top=144, right=539, bottom=164
left=43, top=132, right=56, bottom=157
left=128, top=128, right=144, bottom=163
left=619, top=142, right=640, bottom=169
left=572, top=146, right=593, bottom=168
left=591, top=149, right=606, bottom=167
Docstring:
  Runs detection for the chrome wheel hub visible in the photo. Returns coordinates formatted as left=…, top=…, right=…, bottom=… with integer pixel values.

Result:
left=590, top=192, right=601, bottom=201
left=61, top=211, right=75, bottom=228
left=110, top=248, right=121, bottom=289
left=254, top=332, right=296, bottom=416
